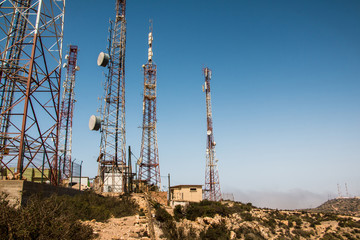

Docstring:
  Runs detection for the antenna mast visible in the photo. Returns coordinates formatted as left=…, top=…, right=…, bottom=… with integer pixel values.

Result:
left=337, top=183, right=342, bottom=198
left=345, top=183, right=349, bottom=198
left=59, top=45, right=79, bottom=180
left=138, top=21, right=161, bottom=189
left=203, top=67, right=221, bottom=201
left=93, top=0, right=127, bottom=192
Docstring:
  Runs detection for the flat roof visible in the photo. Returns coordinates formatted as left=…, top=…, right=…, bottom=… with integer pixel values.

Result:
left=170, top=185, right=202, bottom=189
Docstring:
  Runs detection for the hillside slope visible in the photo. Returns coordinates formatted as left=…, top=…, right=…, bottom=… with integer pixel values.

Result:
left=311, top=197, right=360, bottom=217
left=152, top=200, right=360, bottom=239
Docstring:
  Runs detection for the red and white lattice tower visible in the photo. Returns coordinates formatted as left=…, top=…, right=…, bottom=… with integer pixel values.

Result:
left=59, top=45, right=79, bottom=180
left=91, top=0, right=127, bottom=193
left=0, top=0, right=65, bottom=185
left=203, top=67, right=221, bottom=201
left=138, top=24, right=161, bottom=189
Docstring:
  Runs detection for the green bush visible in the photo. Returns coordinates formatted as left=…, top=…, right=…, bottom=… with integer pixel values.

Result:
left=155, top=206, right=180, bottom=239
left=49, top=191, right=138, bottom=222
left=0, top=193, right=94, bottom=240
left=200, top=222, right=230, bottom=240
left=155, top=207, right=172, bottom=223
left=263, top=218, right=276, bottom=228
left=321, top=232, right=344, bottom=240
left=240, top=212, right=253, bottom=221
left=291, top=229, right=313, bottom=238
left=287, top=215, right=302, bottom=228
left=229, top=202, right=253, bottom=213
left=174, top=205, right=185, bottom=221
left=244, top=233, right=266, bottom=240
left=0, top=191, right=139, bottom=240
left=235, top=225, right=265, bottom=240
left=185, top=200, right=230, bottom=221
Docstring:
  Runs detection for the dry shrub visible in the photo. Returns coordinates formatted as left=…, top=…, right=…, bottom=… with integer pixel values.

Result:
left=0, top=191, right=139, bottom=239
left=0, top=193, right=93, bottom=240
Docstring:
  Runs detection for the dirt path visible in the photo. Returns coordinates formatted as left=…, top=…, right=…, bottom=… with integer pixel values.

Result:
left=83, top=193, right=165, bottom=240
left=83, top=215, right=150, bottom=240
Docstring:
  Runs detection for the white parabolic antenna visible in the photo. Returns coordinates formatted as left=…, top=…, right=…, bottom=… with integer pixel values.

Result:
left=207, top=130, right=212, bottom=135
left=97, top=52, right=110, bottom=67
left=89, top=115, right=101, bottom=131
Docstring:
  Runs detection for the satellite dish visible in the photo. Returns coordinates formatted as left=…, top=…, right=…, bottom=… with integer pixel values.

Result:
left=207, top=130, right=212, bottom=135
left=97, top=52, right=110, bottom=67
left=89, top=115, right=101, bottom=131
left=65, top=54, right=69, bottom=59
left=75, top=66, right=80, bottom=71
left=63, top=63, right=67, bottom=68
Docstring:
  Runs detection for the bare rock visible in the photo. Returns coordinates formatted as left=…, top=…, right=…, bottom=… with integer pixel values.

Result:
left=230, top=231, right=236, bottom=239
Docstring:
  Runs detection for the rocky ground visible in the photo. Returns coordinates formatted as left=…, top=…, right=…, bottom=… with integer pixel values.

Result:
left=81, top=194, right=360, bottom=240
left=83, top=193, right=166, bottom=240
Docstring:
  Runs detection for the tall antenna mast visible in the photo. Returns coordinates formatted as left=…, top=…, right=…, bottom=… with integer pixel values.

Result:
left=59, top=45, right=79, bottom=180
left=91, top=0, right=127, bottom=192
left=0, top=0, right=65, bottom=185
left=203, top=67, right=221, bottom=201
left=138, top=20, right=161, bottom=189
left=345, top=183, right=349, bottom=198
left=337, top=183, right=342, bottom=198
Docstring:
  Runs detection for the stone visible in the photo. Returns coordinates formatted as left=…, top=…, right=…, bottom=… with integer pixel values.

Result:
left=230, top=231, right=236, bottom=239
left=129, top=233, right=138, bottom=238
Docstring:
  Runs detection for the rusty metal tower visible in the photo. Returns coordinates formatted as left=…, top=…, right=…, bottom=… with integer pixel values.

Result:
left=59, top=45, right=79, bottom=180
left=203, top=67, right=221, bottom=201
left=0, top=0, right=65, bottom=185
left=138, top=24, right=161, bottom=189
left=90, top=0, right=127, bottom=192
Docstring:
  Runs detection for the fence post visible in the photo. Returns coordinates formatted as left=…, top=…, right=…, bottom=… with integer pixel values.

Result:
left=79, top=160, right=83, bottom=191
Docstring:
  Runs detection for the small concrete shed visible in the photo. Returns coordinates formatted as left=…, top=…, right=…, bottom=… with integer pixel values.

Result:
left=169, top=185, right=202, bottom=206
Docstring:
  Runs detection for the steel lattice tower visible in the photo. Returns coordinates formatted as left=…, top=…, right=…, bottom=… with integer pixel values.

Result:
left=95, top=0, right=127, bottom=192
left=59, top=45, right=79, bottom=180
left=0, top=0, right=65, bottom=185
left=203, top=67, right=221, bottom=201
left=138, top=26, right=161, bottom=189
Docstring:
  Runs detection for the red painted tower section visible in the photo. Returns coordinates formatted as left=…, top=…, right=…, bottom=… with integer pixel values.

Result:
left=138, top=25, right=161, bottom=189
left=203, top=67, right=222, bottom=201
left=59, top=45, right=79, bottom=180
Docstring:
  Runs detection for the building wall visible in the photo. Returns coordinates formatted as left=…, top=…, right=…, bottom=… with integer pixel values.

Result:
left=71, top=177, right=89, bottom=186
left=0, top=180, right=81, bottom=207
left=171, top=186, right=202, bottom=203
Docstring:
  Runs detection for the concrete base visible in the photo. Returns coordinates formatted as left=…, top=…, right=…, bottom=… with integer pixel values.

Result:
left=0, top=180, right=81, bottom=207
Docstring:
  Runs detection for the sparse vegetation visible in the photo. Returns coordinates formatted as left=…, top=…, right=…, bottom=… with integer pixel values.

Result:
left=174, top=204, right=185, bottom=221
left=199, top=221, right=230, bottom=240
left=0, top=191, right=139, bottom=240
left=154, top=203, right=180, bottom=239
left=167, top=199, right=360, bottom=240
left=184, top=200, right=231, bottom=220
left=0, top=192, right=93, bottom=240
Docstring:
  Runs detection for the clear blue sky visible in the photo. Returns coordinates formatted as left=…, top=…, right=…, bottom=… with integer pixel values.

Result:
left=63, top=0, right=360, bottom=209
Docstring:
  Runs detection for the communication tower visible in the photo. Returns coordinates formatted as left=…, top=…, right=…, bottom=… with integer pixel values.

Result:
left=0, top=0, right=65, bottom=184
left=59, top=45, right=79, bottom=180
left=138, top=23, right=161, bottom=189
left=203, top=67, right=222, bottom=201
left=90, top=0, right=127, bottom=192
